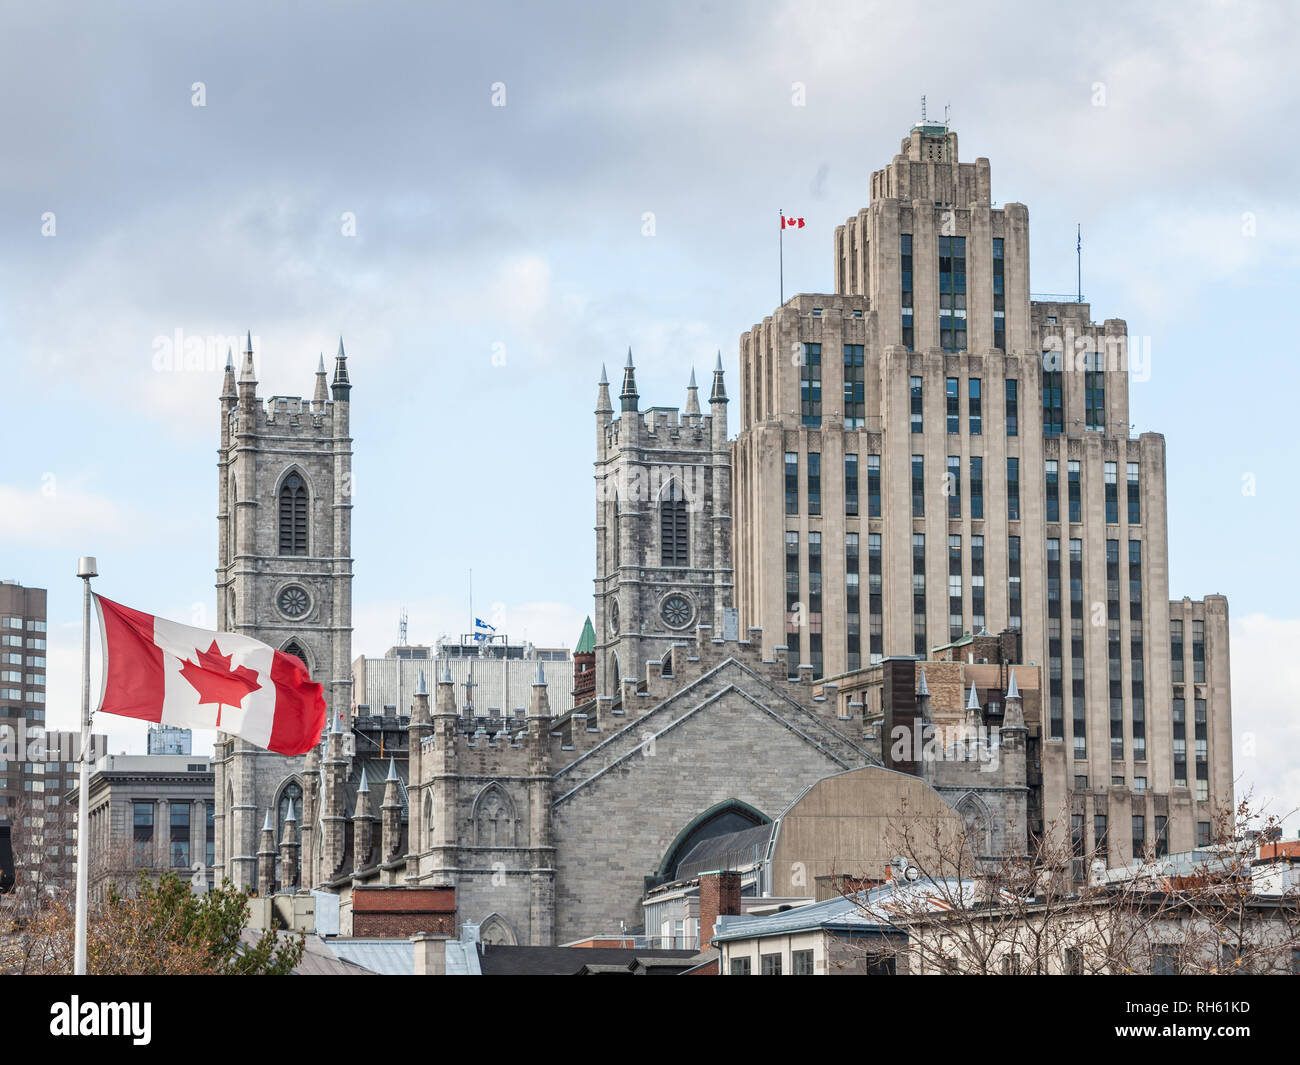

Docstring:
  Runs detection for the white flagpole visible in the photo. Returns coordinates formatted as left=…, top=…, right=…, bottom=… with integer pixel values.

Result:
left=73, top=555, right=97, bottom=975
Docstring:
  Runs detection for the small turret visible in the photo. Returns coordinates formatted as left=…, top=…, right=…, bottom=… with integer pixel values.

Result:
left=332, top=336, right=351, bottom=402
left=710, top=351, right=727, bottom=403
left=1003, top=668, right=1026, bottom=731
left=313, top=353, right=329, bottom=409
left=381, top=757, right=403, bottom=863
left=221, top=346, right=237, bottom=401
left=238, top=330, right=257, bottom=407
left=257, top=807, right=276, bottom=896
left=596, top=364, right=613, bottom=415
left=709, top=351, right=728, bottom=449
left=685, top=368, right=701, bottom=418
left=280, top=799, right=299, bottom=892
left=964, top=681, right=983, bottom=730
left=411, top=667, right=430, bottom=725
left=351, top=768, right=374, bottom=874
left=619, top=347, right=639, bottom=413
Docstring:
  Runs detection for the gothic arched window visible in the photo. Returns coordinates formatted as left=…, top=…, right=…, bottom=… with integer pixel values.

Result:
left=473, top=783, right=517, bottom=848
left=957, top=794, right=991, bottom=856
left=282, top=641, right=310, bottom=674
left=277, top=781, right=303, bottom=842
left=423, top=791, right=434, bottom=846
left=278, top=472, right=308, bottom=556
left=660, top=486, right=688, bottom=567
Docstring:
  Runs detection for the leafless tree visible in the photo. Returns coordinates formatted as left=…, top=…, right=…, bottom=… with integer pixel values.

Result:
left=836, top=796, right=1300, bottom=975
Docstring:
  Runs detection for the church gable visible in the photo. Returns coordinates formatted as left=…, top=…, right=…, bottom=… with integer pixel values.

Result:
left=549, top=664, right=875, bottom=943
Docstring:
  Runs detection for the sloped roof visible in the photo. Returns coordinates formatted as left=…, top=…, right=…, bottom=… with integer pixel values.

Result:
left=575, top=616, right=596, bottom=654
left=675, top=822, right=775, bottom=880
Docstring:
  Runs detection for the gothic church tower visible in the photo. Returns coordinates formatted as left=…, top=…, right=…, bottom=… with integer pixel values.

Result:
left=213, top=333, right=354, bottom=890
left=593, top=351, right=732, bottom=698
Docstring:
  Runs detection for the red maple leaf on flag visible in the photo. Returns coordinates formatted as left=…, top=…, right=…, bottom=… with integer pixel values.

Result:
left=179, top=640, right=262, bottom=726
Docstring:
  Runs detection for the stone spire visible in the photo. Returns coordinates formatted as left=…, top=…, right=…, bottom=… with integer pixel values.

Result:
left=710, top=351, right=728, bottom=403
left=619, top=347, right=639, bottom=413
left=257, top=808, right=276, bottom=897
left=964, top=681, right=983, bottom=730
left=239, top=330, right=256, bottom=381
left=596, top=363, right=613, bottom=415
left=351, top=768, right=374, bottom=874
left=331, top=336, right=351, bottom=401
left=221, top=346, right=237, bottom=400
left=685, top=368, right=701, bottom=417
left=321, top=711, right=348, bottom=878
left=381, top=758, right=403, bottom=863
left=279, top=800, right=299, bottom=893
left=313, top=353, right=329, bottom=408
left=237, top=330, right=257, bottom=408
left=1003, top=669, right=1026, bottom=731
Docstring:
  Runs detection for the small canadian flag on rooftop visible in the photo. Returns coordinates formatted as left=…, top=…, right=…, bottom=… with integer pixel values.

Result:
left=94, top=595, right=326, bottom=755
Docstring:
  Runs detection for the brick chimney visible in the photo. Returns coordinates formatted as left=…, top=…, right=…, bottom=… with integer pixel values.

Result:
left=698, top=870, right=742, bottom=950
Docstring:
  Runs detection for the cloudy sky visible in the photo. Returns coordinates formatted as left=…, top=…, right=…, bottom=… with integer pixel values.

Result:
left=1, top=1, right=1296, bottom=827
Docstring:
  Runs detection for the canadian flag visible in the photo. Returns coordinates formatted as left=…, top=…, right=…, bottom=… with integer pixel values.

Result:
left=781, top=214, right=805, bottom=229
left=95, top=596, right=326, bottom=756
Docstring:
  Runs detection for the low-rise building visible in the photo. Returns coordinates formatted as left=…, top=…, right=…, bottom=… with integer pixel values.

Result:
left=68, top=754, right=215, bottom=902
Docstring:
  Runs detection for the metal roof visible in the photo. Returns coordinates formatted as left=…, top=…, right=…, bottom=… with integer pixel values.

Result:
left=325, top=937, right=415, bottom=976
left=575, top=616, right=595, bottom=654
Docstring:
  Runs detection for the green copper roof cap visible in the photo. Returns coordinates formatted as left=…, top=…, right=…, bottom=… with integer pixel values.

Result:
left=576, top=616, right=596, bottom=654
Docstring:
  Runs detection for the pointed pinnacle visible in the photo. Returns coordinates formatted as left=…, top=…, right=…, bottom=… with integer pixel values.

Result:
left=625, top=346, right=634, bottom=367
left=225, top=346, right=234, bottom=371
left=416, top=668, right=427, bottom=696
left=967, top=681, right=980, bottom=711
left=599, top=364, right=608, bottom=384
left=534, top=660, right=546, bottom=686
left=715, top=351, right=723, bottom=372
left=243, top=330, right=253, bottom=354
left=285, top=799, right=296, bottom=822
left=688, top=368, right=697, bottom=389
left=263, top=808, right=274, bottom=833
left=386, top=757, right=398, bottom=782
left=337, top=336, right=346, bottom=359
left=918, top=667, right=929, bottom=697
left=1007, top=669, right=1020, bottom=700
left=357, top=767, right=369, bottom=793
left=317, top=353, right=326, bottom=374
left=441, top=664, right=453, bottom=685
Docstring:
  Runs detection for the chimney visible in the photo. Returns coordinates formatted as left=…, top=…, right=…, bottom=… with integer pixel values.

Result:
left=698, top=870, right=742, bottom=951
left=411, top=933, right=452, bottom=975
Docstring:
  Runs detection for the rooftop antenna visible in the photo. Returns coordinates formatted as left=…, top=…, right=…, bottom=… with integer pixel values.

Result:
left=944, top=102, right=951, bottom=127
left=398, top=607, right=408, bottom=647
left=1076, top=224, right=1082, bottom=304
left=920, top=94, right=927, bottom=122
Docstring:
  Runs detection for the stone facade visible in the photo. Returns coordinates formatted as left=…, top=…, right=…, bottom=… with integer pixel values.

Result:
left=730, top=121, right=1233, bottom=868
left=212, top=335, right=354, bottom=892
left=593, top=356, right=733, bottom=698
